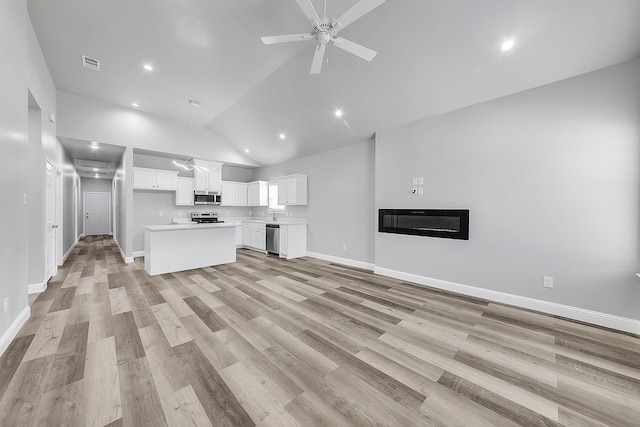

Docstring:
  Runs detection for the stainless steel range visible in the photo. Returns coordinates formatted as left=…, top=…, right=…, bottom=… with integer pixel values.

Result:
left=191, top=212, right=224, bottom=223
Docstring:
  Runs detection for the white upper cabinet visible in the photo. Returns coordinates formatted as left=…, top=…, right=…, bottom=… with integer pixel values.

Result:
left=193, top=161, right=222, bottom=192
left=247, top=181, right=268, bottom=206
left=221, top=181, right=248, bottom=206
left=175, top=177, right=194, bottom=206
left=133, top=167, right=178, bottom=190
left=277, top=174, right=307, bottom=205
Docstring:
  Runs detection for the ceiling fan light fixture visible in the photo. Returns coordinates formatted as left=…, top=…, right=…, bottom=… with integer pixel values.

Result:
left=260, top=0, right=385, bottom=74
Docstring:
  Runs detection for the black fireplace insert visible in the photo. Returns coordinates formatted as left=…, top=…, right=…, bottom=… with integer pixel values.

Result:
left=378, top=209, right=469, bottom=240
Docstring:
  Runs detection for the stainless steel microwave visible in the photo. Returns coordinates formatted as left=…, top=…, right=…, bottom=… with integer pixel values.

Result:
left=194, top=190, right=221, bottom=205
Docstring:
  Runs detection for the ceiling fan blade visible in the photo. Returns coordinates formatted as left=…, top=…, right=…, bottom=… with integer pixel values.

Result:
left=310, top=44, right=326, bottom=74
left=295, top=0, right=320, bottom=24
left=336, top=0, right=385, bottom=30
left=331, top=37, right=377, bottom=61
left=261, top=34, right=314, bottom=45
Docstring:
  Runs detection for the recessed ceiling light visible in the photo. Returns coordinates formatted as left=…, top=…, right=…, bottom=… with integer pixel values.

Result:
left=93, top=168, right=99, bottom=172
left=279, top=133, right=286, bottom=140
left=131, top=102, right=139, bottom=107
left=244, top=149, right=250, bottom=153
left=334, top=109, right=343, bottom=117
left=501, top=39, right=515, bottom=51
left=94, top=174, right=100, bottom=178
left=143, top=64, right=153, bottom=71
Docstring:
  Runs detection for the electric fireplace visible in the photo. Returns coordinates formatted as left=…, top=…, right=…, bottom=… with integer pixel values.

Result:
left=378, top=209, right=469, bottom=240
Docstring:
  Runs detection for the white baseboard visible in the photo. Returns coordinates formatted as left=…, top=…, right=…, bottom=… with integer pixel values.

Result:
left=374, top=267, right=640, bottom=335
left=0, top=305, right=31, bottom=357
left=307, top=251, right=374, bottom=271
left=62, top=236, right=79, bottom=264
left=28, top=279, right=47, bottom=294
left=133, top=251, right=145, bottom=258
left=115, top=240, right=134, bottom=264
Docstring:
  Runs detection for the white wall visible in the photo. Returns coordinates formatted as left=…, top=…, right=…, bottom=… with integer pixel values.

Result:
left=63, top=158, right=80, bottom=254
left=375, top=58, right=640, bottom=321
left=253, top=139, right=375, bottom=265
left=0, top=0, right=30, bottom=351
left=114, top=154, right=127, bottom=257
left=57, top=91, right=258, bottom=167
left=1, top=2, right=72, bottom=354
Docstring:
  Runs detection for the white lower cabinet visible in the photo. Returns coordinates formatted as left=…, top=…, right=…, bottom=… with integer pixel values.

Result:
left=239, top=221, right=305, bottom=256
left=242, top=221, right=266, bottom=251
left=278, top=224, right=306, bottom=259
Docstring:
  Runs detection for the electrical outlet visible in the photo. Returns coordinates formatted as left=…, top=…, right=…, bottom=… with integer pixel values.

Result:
left=418, top=187, right=424, bottom=195
left=3, top=297, right=8, bottom=314
left=543, top=276, right=553, bottom=288
left=418, top=177, right=424, bottom=185
left=412, top=177, right=418, bottom=185
left=159, top=211, right=164, bottom=217
left=342, top=244, right=347, bottom=251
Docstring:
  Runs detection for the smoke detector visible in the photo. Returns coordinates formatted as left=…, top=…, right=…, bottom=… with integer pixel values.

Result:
left=82, top=55, right=101, bottom=71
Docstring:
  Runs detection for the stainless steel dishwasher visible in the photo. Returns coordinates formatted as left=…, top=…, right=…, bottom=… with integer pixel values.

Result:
left=266, top=224, right=280, bottom=254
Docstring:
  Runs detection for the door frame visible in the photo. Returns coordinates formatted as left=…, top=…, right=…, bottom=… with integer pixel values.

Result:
left=45, top=157, right=63, bottom=280
left=83, top=191, right=111, bottom=236
left=56, top=167, right=63, bottom=266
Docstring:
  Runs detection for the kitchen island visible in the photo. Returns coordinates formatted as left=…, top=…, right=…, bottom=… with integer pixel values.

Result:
left=144, top=222, right=236, bottom=275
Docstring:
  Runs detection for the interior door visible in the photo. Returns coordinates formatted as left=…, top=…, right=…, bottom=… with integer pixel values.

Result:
left=85, top=192, right=110, bottom=235
left=46, top=160, right=57, bottom=279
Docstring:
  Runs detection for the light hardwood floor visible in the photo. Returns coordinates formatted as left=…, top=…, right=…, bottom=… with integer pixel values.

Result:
left=1, top=235, right=639, bottom=426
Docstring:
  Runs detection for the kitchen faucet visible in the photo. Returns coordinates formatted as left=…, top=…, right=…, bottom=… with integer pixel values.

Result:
left=269, top=208, right=277, bottom=222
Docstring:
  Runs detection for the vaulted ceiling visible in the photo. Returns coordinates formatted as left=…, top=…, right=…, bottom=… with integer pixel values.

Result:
left=28, top=0, right=640, bottom=166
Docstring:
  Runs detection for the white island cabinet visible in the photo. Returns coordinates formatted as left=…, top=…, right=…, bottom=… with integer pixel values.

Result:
left=144, top=223, right=236, bottom=275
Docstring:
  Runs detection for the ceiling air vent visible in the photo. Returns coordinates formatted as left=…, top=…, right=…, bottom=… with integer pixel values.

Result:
left=81, top=55, right=101, bottom=71
left=77, top=159, right=110, bottom=169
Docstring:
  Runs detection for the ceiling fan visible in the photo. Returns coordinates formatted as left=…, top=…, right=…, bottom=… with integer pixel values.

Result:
left=260, top=0, right=385, bottom=74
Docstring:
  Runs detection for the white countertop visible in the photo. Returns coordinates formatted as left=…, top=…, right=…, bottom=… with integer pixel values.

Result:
left=240, top=218, right=308, bottom=225
left=145, top=222, right=236, bottom=231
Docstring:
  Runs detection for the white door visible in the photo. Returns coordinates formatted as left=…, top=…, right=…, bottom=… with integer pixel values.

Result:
left=85, top=192, right=110, bottom=235
left=46, top=160, right=57, bottom=279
